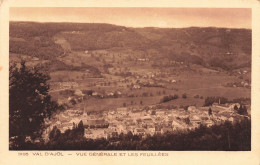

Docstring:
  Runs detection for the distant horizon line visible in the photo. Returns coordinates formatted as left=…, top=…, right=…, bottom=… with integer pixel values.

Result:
left=9, top=20, right=252, bottom=30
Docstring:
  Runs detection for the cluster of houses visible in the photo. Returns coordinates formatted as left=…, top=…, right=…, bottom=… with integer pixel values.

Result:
left=137, top=58, right=149, bottom=62
left=225, top=81, right=250, bottom=88
left=91, top=90, right=122, bottom=98
left=43, top=102, right=249, bottom=141
left=237, top=70, right=248, bottom=75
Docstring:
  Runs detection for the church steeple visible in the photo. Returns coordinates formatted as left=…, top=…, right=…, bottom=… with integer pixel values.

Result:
left=83, top=101, right=87, bottom=118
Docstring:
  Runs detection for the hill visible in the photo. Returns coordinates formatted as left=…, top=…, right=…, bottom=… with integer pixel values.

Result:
left=10, top=21, right=251, bottom=70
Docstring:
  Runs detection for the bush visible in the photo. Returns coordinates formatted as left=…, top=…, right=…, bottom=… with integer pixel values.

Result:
left=70, top=99, right=77, bottom=105
left=160, top=94, right=179, bottom=103
left=194, top=95, right=199, bottom=98
left=82, top=89, right=93, bottom=96
left=183, top=105, right=189, bottom=110
left=142, top=92, right=149, bottom=97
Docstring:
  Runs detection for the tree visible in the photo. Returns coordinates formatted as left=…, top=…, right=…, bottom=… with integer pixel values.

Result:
left=184, top=105, right=189, bottom=111
left=204, top=97, right=215, bottom=106
left=208, top=108, right=212, bottom=116
left=9, top=61, right=61, bottom=144
left=49, top=126, right=61, bottom=141
left=70, top=98, right=77, bottom=105
left=184, top=117, right=190, bottom=125
left=238, top=105, right=247, bottom=115
left=76, top=120, right=85, bottom=137
left=173, top=94, right=179, bottom=99
left=182, top=93, right=187, bottom=99
left=151, top=110, right=156, bottom=115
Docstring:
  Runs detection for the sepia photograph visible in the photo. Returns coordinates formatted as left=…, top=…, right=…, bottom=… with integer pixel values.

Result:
left=8, top=7, right=252, bottom=151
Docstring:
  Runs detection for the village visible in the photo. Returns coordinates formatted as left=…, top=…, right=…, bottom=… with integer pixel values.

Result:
left=42, top=101, right=249, bottom=141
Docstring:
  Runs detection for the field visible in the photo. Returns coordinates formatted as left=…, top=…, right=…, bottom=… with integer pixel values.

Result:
left=47, top=50, right=250, bottom=112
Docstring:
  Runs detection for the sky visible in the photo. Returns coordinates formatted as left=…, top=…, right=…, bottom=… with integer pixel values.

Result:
left=9, top=7, right=251, bottom=29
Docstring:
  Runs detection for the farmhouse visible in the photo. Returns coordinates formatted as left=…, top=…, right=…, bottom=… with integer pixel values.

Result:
left=154, top=126, right=162, bottom=134
left=147, top=126, right=156, bottom=135
left=204, top=120, right=214, bottom=127
left=107, top=92, right=114, bottom=96
left=171, top=120, right=184, bottom=129
left=190, top=115, right=201, bottom=125
left=133, top=128, right=145, bottom=136
left=74, top=89, right=84, bottom=97
left=161, top=127, right=173, bottom=134
left=104, top=128, right=118, bottom=138
left=92, top=92, right=99, bottom=96
left=117, top=107, right=128, bottom=114
left=133, top=84, right=141, bottom=89
left=91, top=129, right=106, bottom=139
left=187, top=106, right=196, bottom=112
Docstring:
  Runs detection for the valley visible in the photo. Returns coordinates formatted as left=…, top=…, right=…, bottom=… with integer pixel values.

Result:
left=9, top=21, right=251, bottom=141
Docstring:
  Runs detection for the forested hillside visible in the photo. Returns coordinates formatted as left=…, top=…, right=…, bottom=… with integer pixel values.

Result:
left=10, top=22, right=251, bottom=70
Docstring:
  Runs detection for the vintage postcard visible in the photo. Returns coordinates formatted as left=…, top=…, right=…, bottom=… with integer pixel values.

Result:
left=0, top=0, right=260, bottom=165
